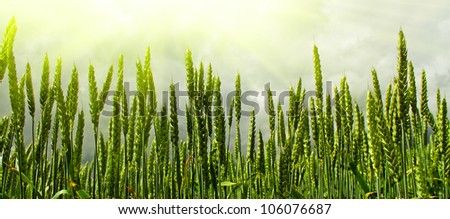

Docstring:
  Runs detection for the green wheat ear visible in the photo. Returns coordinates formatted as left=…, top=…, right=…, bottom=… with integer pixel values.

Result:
left=67, top=65, right=79, bottom=130
left=213, top=77, right=226, bottom=166
left=371, top=68, right=383, bottom=106
left=247, top=109, right=256, bottom=165
left=185, top=49, right=195, bottom=104
left=169, top=82, right=181, bottom=197
left=257, top=130, right=265, bottom=175
left=367, top=91, right=381, bottom=177
left=25, top=63, right=35, bottom=119
left=1, top=18, right=17, bottom=81
left=234, top=73, right=242, bottom=176
left=39, top=54, right=50, bottom=110
left=420, top=70, right=435, bottom=132
left=205, top=63, right=214, bottom=137
left=266, top=85, right=276, bottom=172
left=313, top=44, right=323, bottom=112
left=74, top=110, right=85, bottom=183
left=437, top=99, right=448, bottom=177
left=397, top=30, right=409, bottom=122
left=408, top=61, right=418, bottom=114
left=444, top=99, right=450, bottom=181
left=88, top=65, right=99, bottom=124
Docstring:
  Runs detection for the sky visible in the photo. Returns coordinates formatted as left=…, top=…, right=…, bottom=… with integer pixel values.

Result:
left=1, top=0, right=450, bottom=158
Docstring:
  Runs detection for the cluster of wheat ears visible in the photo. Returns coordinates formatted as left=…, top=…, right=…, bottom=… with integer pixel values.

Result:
left=0, top=18, right=449, bottom=199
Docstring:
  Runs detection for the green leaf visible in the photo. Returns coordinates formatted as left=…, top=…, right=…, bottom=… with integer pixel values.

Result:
left=226, top=183, right=243, bottom=199
left=19, top=172, right=43, bottom=199
left=220, top=181, right=237, bottom=187
left=4, top=161, right=43, bottom=198
left=68, top=179, right=91, bottom=199
left=349, top=162, right=370, bottom=194
left=76, top=189, right=91, bottom=199
left=52, top=190, right=70, bottom=199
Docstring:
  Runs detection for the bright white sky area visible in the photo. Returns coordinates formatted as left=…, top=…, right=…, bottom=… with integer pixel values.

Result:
left=1, top=0, right=450, bottom=158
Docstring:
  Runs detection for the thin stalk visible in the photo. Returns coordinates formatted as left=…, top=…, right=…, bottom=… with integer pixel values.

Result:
left=92, top=128, right=99, bottom=198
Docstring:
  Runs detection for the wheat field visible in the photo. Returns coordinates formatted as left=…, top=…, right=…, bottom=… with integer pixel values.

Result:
left=0, top=18, right=449, bottom=199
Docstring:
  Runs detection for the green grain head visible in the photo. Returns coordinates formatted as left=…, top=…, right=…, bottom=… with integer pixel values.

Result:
left=25, top=63, right=35, bottom=119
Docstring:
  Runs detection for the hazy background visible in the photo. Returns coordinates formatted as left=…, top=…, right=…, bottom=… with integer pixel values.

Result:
left=1, top=0, right=450, bottom=160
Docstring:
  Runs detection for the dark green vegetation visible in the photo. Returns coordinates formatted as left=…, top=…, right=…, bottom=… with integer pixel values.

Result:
left=0, top=18, right=449, bottom=199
